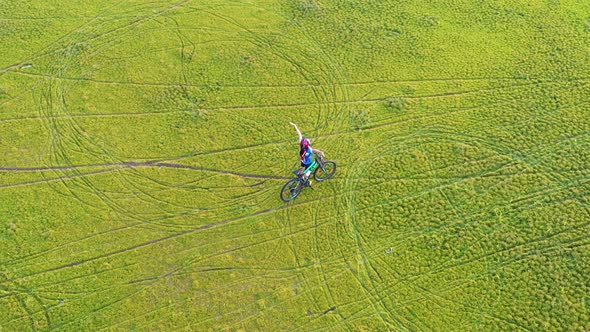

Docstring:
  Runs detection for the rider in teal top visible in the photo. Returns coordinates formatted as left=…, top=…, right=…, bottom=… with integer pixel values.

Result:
left=290, top=122, right=325, bottom=185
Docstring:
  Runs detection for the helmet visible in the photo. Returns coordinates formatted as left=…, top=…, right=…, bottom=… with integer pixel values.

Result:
left=300, top=138, right=310, bottom=148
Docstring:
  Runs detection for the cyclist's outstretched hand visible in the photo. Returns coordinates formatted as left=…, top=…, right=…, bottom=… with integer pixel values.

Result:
left=313, top=149, right=326, bottom=158
left=290, top=122, right=302, bottom=141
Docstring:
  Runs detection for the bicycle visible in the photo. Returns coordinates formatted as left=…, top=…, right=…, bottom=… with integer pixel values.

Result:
left=280, top=155, right=336, bottom=202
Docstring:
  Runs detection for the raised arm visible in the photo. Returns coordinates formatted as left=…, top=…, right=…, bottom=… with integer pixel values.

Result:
left=289, top=122, right=303, bottom=142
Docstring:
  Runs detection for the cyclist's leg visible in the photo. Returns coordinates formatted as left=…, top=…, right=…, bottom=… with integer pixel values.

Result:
left=305, top=161, right=317, bottom=174
left=299, top=162, right=311, bottom=177
left=297, top=166, right=303, bottom=176
left=302, top=162, right=316, bottom=185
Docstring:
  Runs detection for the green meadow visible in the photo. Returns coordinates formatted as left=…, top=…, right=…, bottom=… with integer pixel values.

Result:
left=1, top=0, right=589, bottom=330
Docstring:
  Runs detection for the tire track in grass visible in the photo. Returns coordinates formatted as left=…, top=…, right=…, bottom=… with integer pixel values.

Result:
left=309, top=257, right=493, bottom=330
left=0, top=0, right=128, bottom=76
left=0, top=274, right=51, bottom=330
left=0, top=273, right=36, bottom=331
left=38, top=49, right=154, bottom=227
left=55, top=84, right=190, bottom=226
left=0, top=76, right=47, bottom=115
left=39, top=82, right=165, bottom=270
left=358, top=79, right=587, bottom=136
left=354, top=82, right=588, bottom=326
left=2, top=4, right=213, bottom=326
left=2, top=264, right=138, bottom=328
left=11, top=66, right=589, bottom=90
left=185, top=270, right=326, bottom=330
left=282, top=205, right=325, bottom=321
left=344, top=106, right=590, bottom=260
left=351, top=131, right=586, bottom=247
left=1, top=173, right=272, bottom=271
left=356, top=176, right=587, bottom=322
left=20, top=262, right=140, bottom=298
left=19, top=194, right=343, bottom=328
left=175, top=213, right=356, bottom=282
left=226, top=268, right=348, bottom=330
left=406, top=215, right=590, bottom=296
left=94, top=300, right=177, bottom=331
left=309, top=292, right=424, bottom=332
left=0, top=167, right=119, bottom=189
left=201, top=5, right=354, bottom=157
left=3, top=61, right=588, bottom=130
left=2, top=193, right=259, bottom=279
left=340, top=144, right=405, bottom=330
left=324, top=82, right=544, bottom=326
left=36, top=0, right=189, bottom=73
left=52, top=203, right=338, bottom=330
left=316, top=311, right=380, bottom=332
left=0, top=77, right=572, bottom=127
left=405, top=173, right=588, bottom=255
left=10, top=293, right=37, bottom=331
left=287, top=18, right=351, bottom=138
left=76, top=2, right=227, bottom=62
left=8, top=3, right=587, bottom=331
left=280, top=16, right=361, bottom=328
left=24, top=0, right=204, bottom=226
left=345, top=116, right=454, bottom=329
left=440, top=99, right=590, bottom=236
left=308, top=204, right=354, bottom=332
left=95, top=133, right=277, bottom=217
left=188, top=9, right=355, bottom=328
left=148, top=196, right=342, bottom=274
left=339, top=154, right=382, bottom=328
left=32, top=1, right=292, bottom=231
left=0, top=159, right=285, bottom=203
left=49, top=285, right=152, bottom=330
left=338, top=127, right=540, bottom=330
left=352, top=159, right=516, bottom=217
left=299, top=271, right=402, bottom=331
left=402, top=284, right=533, bottom=332
left=2, top=192, right=338, bottom=285
left=11, top=4, right=284, bottom=330
left=419, top=145, right=461, bottom=218
left=342, top=133, right=466, bottom=329
left=499, top=97, right=590, bottom=220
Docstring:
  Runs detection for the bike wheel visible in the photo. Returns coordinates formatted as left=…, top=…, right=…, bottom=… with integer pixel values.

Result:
left=314, top=161, right=336, bottom=182
left=280, top=178, right=302, bottom=202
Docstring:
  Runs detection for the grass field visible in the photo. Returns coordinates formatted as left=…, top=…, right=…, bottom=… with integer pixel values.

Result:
left=1, top=0, right=590, bottom=330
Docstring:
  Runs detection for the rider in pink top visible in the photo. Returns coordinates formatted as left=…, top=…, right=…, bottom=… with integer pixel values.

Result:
left=289, top=122, right=325, bottom=183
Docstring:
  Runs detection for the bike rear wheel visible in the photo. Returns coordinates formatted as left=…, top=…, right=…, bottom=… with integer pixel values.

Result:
left=280, top=178, right=303, bottom=202
left=314, top=161, right=336, bottom=182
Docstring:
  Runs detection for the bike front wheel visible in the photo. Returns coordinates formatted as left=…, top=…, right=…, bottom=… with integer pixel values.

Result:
left=314, top=161, right=336, bottom=182
left=280, top=178, right=303, bottom=202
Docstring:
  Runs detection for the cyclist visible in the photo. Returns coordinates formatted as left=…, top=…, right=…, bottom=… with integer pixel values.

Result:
left=289, top=122, right=325, bottom=186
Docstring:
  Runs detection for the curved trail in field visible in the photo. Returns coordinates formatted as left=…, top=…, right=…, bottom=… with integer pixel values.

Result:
left=0, top=161, right=288, bottom=179
left=2, top=0, right=590, bottom=331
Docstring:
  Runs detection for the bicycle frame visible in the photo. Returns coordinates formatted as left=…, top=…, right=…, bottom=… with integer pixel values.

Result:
left=303, top=160, right=318, bottom=174
left=301, top=156, right=325, bottom=180
left=282, top=155, right=335, bottom=202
